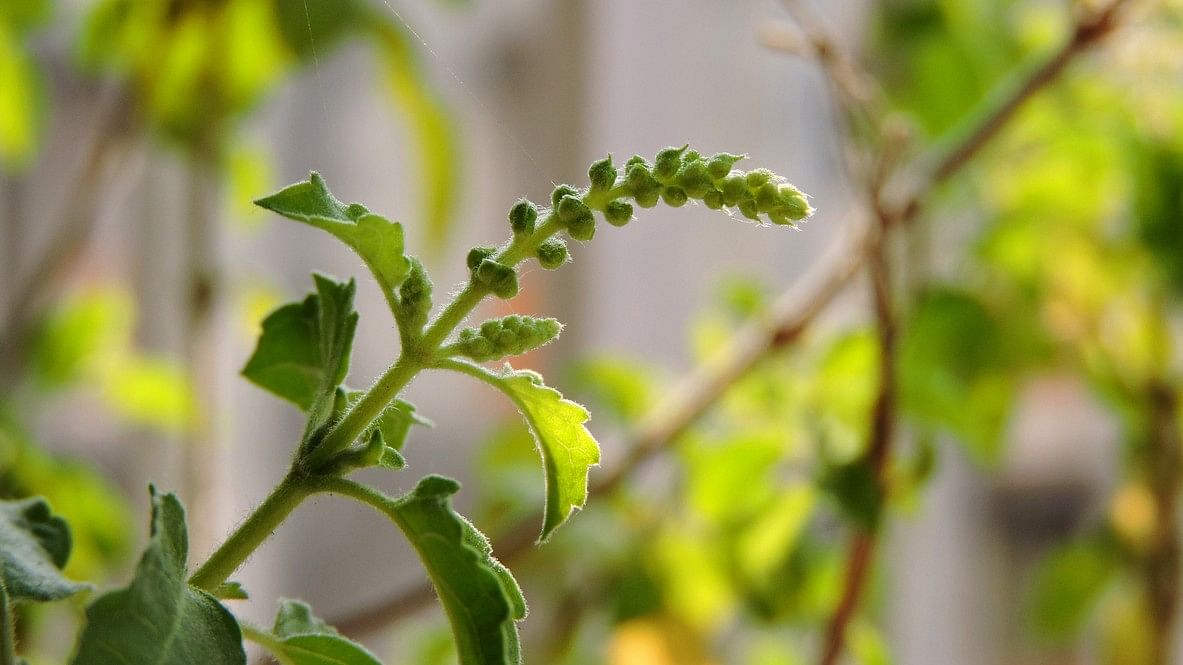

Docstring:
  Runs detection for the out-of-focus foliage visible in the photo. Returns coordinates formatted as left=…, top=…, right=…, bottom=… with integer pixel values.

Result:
left=0, top=0, right=49, bottom=167
left=76, top=0, right=461, bottom=250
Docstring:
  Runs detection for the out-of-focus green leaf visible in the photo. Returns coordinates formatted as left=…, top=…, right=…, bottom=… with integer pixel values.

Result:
left=256, top=173, right=411, bottom=298
left=104, top=356, right=194, bottom=431
left=736, top=485, right=816, bottom=586
left=810, top=331, right=879, bottom=461
left=567, top=357, right=657, bottom=425
left=0, top=18, right=43, bottom=169
left=29, top=288, right=133, bottom=390
left=899, top=288, right=1026, bottom=463
left=848, top=619, right=892, bottom=665
left=1132, top=140, right=1183, bottom=295
left=1027, top=539, right=1116, bottom=641
left=819, top=458, right=881, bottom=530
left=443, top=361, right=600, bottom=542
left=0, top=414, right=132, bottom=582
left=0, top=497, right=87, bottom=602
left=274, top=0, right=361, bottom=59
left=371, top=19, right=459, bottom=255
left=71, top=488, right=245, bottom=665
left=242, top=274, right=358, bottom=414
left=683, top=433, right=780, bottom=524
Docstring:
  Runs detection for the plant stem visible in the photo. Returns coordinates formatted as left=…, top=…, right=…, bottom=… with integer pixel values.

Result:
left=188, top=474, right=312, bottom=591
left=308, top=214, right=565, bottom=469
left=0, top=580, right=15, bottom=665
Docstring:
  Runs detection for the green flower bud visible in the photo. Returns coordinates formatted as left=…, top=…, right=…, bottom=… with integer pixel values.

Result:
left=745, top=168, right=774, bottom=190
left=467, top=246, right=496, bottom=271
left=767, top=210, right=797, bottom=226
left=677, top=161, right=714, bottom=198
left=480, top=319, right=503, bottom=339
left=706, top=153, right=745, bottom=181
left=344, top=202, right=370, bottom=221
left=683, top=149, right=702, bottom=163
left=625, top=154, right=650, bottom=169
left=451, top=315, right=563, bottom=362
left=776, top=183, right=813, bottom=220
left=661, top=187, right=688, bottom=208
left=588, top=156, right=617, bottom=192
left=476, top=259, right=519, bottom=299
left=558, top=195, right=596, bottom=240
left=536, top=238, right=569, bottom=269
left=604, top=200, right=634, bottom=227
left=626, top=163, right=660, bottom=204
left=755, top=181, right=780, bottom=213
left=720, top=174, right=747, bottom=206
left=654, top=144, right=689, bottom=183
left=551, top=184, right=579, bottom=209
left=508, top=199, right=538, bottom=236
left=703, top=189, right=725, bottom=210
left=396, top=258, right=433, bottom=344
left=738, top=197, right=760, bottom=221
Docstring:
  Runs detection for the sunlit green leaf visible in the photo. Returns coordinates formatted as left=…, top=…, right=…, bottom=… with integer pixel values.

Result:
left=442, top=360, right=600, bottom=541
left=255, top=173, right=410, bottom=298
left=0, top=496, right=87, bottom=602
left=0, top=18, right=42, bottom=169
left=72, top=488, right=245, bottom=665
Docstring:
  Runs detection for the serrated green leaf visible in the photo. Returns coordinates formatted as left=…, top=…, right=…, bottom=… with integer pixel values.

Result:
left=246, top=598, right=384, bottom=665
left=255, top=173, right=410, bottom=297
left=0, top=497, right=87, bottom=602
left=243, top=274, right=358, bottom=416
left=320, top=475, right=525, bottom=665
left=441, top=360, right=600, bottom=541
left=71, top=488, right=245, bottom=665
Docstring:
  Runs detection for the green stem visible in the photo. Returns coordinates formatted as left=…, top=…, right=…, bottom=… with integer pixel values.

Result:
left=309, top=214, right=566, bottom=469
left=189, top=207, right=567, bottom=593
left=189, top=474, right=312, bottom=591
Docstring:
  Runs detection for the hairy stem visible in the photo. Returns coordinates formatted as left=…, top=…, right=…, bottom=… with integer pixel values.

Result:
left=188, top=474, right=312, bottom=591
left=308, top=214, right=565, bottom=469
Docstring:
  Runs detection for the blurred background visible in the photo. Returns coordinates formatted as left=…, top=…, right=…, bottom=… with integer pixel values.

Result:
left=2, top=0, right=1183, bottom=663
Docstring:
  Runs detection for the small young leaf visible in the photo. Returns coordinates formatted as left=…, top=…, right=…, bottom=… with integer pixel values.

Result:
left=214, top=581, right=249, bottom=600
left=71, top=488, right=245, bottom=665
left=441, top=361, right=600, bottom=541
left=255, top=173, right=411, bottom=297
left=244, top=598, right=383, bottom=665
left=243, top=274, right=358, bottom=414
left=344, top=392, right=431, bottom=452
left=0, top=497, right=87, bottom=601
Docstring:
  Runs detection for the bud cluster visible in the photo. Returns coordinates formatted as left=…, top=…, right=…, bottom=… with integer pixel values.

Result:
left=449, top=315, right=562, bottom=362
left=395, top=258, right=432, bottom=345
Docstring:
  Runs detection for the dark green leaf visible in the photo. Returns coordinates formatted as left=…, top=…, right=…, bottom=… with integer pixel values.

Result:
left=385, top=476, right=525, bottom=665
left=255, top=173, right=410, bottom=297
left=819, top=458, right=882, bottom=530
left=0, top=496, right=87, bottom=601
left=71, top=488, right=245, bottom=664
left=242, top=274, right=358, bottom=414
left=1132, top=141, right=1183, bottom=295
